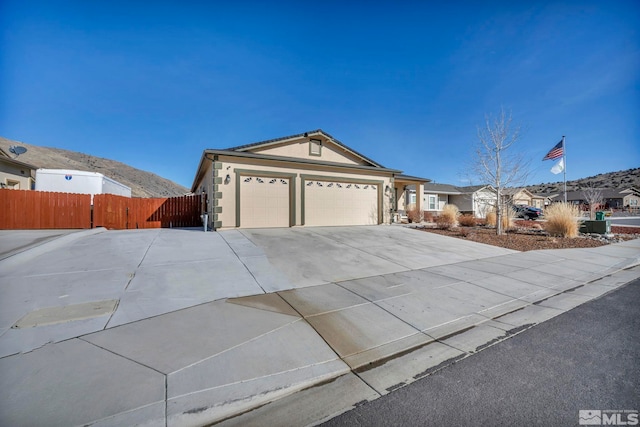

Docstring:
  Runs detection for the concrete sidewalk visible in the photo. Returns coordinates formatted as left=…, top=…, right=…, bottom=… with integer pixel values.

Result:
left=0, top=227, right=639, bottom=426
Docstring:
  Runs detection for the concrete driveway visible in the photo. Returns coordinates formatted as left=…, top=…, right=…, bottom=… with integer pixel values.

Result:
left=1, top=225, right=638, bottom=426
left=237, top=225, right=516, bottom=288
left=0, top=226, right=515, bottom=358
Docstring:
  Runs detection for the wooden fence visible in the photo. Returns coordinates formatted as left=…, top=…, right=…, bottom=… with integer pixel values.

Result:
left=0, top=189, right=204, bottom=230
left=0, top=189, right=91, bottom=229
left=93, top=194, right=204, bottom=229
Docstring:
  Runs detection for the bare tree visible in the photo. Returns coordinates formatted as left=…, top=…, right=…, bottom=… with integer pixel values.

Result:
left=472, top=108, right=530, bottom=235
left=581, top=184, right=603, bottom=220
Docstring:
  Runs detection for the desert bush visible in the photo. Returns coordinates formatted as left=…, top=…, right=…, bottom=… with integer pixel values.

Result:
left=485, top=211, right=497, bottom=227
left=544, top=202, right=582, bottom=238
left=407, top=207, right=423, bottom=223
left=436, top=204, right=459, bottom=229
left=501, top=207, right=515, bottom=231
left=484, top=208, right=513, bottom=230
left=459, top=214, right=476, bottom=227
left=423, top=211, right=434, bottom=223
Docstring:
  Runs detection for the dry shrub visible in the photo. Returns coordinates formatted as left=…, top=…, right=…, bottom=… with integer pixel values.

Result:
left=459, top=214, right=476, bottom=227
left=544, top=202, right=581, bottom=238
left=423, top=211, right=434, bottom=223
left=407, top=207, right=423, bottom=223
left=485, top=211, right=497, bottom=227
left=484, top=208, right=513, bottom=230
left=501, top=207, right=515, bottom=231
left=436, top=204, right=459, bottom=229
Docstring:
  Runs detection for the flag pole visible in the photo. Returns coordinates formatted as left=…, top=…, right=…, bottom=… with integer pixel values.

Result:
left=562, top=135, right=566, bottom=203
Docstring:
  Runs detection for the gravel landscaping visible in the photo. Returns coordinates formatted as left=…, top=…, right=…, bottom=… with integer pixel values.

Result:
left=415, top=220, right=639, bottom=252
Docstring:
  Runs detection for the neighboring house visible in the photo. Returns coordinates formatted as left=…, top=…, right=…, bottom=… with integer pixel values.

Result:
left=451, top=185, right=497, bottom=218
left=620, top=188, right=640, bottom=210
left=407, top=183, right=496, bottom=218
left=501, top=188, right=545, bottom=209
left=0, top=147, right=36, bottom=190
left=535, top=193, right=561, bottom=206
left=421, top=183, right=461, bottom=212
left=191, top=129, right=430, bottom=229
left=564, top=188, right=640, bottom=210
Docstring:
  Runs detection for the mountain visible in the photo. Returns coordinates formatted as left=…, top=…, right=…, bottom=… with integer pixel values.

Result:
left=0, top=137, right=189, bottom=198
left=526, top=167, right=640, bottom=194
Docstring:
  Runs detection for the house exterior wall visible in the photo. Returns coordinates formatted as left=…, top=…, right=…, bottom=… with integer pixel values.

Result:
left=250, top=139, right=366, bottom=166
left=193, top=155, right=394, bottom=229
left=624, top=193, right=639, bottom=209
left=511, top=190, right=531, bottom=206
left=0, top=161, right=34, bottom=189
left=449, top=193, right=474, bottom=212
left=473, top=189, right=496, bottom=218
left=422, top=193, right=450, bottom=212
left=531, top=198, right=544, bottom=209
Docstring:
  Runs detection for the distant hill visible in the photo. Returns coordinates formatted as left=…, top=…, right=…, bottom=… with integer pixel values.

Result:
left=0, top=136, right=189, bottom=198
left=526, top=167, right=640, bottom=194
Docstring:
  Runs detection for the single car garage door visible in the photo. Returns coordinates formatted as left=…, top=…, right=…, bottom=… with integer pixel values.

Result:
left=240, top=176, right=290, bottom=228
left=304, top=180, right=379, bottom=226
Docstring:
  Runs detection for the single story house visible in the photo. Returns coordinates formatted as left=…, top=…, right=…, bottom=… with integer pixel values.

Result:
left=191, top=130, right=430, bottom=229
left=0, top=147, right=36, bottom=190
left=501, top=188, right=546, bottom=209
left=564, top=188, right=640, bottom=210
left=406, top=183, right=496, bottom=218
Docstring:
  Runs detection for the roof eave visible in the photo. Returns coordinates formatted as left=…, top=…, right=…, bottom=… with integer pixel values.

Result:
left=191, top=149, right=403, bottom=190
left=227, top=129, right=386, bottom=169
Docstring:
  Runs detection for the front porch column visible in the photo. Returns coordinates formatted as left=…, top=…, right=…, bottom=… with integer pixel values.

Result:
left=416, top=183, right=423, bottom=213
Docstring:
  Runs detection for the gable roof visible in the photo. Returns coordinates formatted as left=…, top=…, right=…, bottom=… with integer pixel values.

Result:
left=421, top=183, right=494, bottom=195
left=0, top=147, right=37, bottom=170
left=423, top=183, right=462, bottom=194
left=564, top=188, right=633, bottom=200
left=190, top=130, right=405, bottom=192
left=226, top=129, right=385, bottom=168
left=456, top=184, right=492, bottom=193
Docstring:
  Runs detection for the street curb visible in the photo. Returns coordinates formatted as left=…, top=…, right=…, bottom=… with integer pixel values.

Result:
left=0, top=228, right=108, bottom=270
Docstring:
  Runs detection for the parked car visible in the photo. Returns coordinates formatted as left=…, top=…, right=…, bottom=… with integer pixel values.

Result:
left=513, top=205, right=543, bottom=220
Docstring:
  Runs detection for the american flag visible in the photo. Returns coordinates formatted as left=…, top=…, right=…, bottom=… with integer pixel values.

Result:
left=542, top=140, right=564, bottom=161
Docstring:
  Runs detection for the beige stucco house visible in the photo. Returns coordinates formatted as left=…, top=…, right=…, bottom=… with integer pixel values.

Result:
left=0, top=147, right=36, bottom=190
left=502, top=188, right=545, bottom=209
left=191, top=130, right=429, bottom=229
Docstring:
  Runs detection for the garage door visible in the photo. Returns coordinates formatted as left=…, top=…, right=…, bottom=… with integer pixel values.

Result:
left=240, top=176, right=290, bottom=228
left=305, top=180, right=378, bottom=226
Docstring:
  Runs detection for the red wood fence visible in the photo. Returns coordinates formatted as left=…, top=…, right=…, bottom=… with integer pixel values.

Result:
left=93, top=194, right=204, bottom=229
left=0, top=189, right=204, bottom=230
left=0, top=189, right=91, bottom=229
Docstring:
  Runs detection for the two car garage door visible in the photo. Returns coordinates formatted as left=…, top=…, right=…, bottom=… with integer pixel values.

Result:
left=304, top=180, right=378, bottom=226
left=239, top=176, right=379, bottom=228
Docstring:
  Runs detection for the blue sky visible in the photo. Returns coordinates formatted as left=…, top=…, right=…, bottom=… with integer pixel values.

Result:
left=1, top=1, right=638, bottom=190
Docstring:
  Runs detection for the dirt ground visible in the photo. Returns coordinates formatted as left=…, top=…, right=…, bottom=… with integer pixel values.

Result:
left=417, top=221, right=639, bottom=252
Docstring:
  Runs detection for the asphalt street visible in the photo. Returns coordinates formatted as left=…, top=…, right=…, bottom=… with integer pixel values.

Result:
left=323, top=278, right=640, bottom=426
left=609, top=217, right=640, bottom=227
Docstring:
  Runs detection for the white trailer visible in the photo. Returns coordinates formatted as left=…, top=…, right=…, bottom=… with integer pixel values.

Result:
left=35, top=169, right=131, bottom=200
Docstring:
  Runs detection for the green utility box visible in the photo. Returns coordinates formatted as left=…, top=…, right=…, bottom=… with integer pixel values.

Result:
left=595, top=211, right=605, bottom=221
left=580, top=220, right=611, bottom=234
